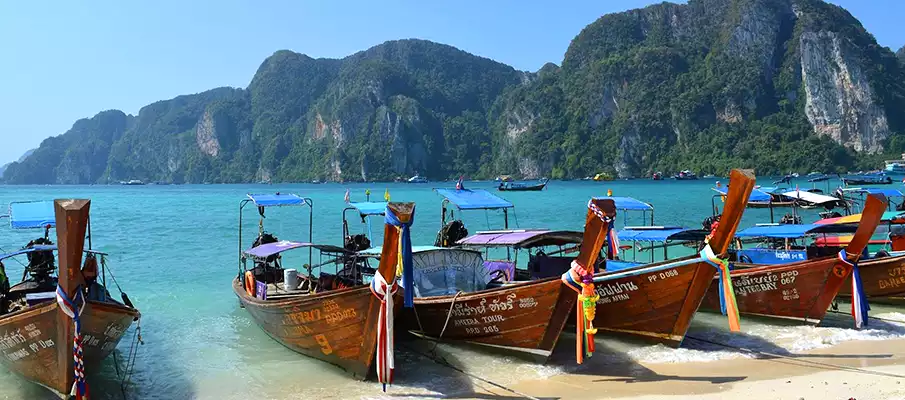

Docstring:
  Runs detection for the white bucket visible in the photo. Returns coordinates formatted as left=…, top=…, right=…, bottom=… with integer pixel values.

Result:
left=284, top=269, right=298, bottom=291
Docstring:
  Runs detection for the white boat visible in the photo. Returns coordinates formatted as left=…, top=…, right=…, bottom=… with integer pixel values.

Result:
left=120, top=179, right=145, bottom=185
left=407, top=175, right=428, bottom=183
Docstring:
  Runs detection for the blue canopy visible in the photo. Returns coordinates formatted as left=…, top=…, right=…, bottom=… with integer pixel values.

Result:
left=246, top=193, right=307, bottom=207
left=435, top=189, right=513, bottom=210
left=618, top=227, right=708, bottom=242
left=712, top=187, right=772, bottom=203
left=735, top=223, right=858, bottom=239
left=8, top=201, right=55, bottom=229
left=594, top=197, right=653, bottom=211
left=848, top=188, right=904, bottom=198
left=347, top=202, right=387, bottom=216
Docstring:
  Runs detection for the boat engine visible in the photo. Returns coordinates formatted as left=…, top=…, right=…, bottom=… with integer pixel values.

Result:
left=435, top=220, right=468, bottom=247
left=779, top=213, right=802, bottom=225
left=701, top=215, right=720, bottom=231
left=343, top=234, right=371, bottom=252
left=25, top=237, right=55, bottom=285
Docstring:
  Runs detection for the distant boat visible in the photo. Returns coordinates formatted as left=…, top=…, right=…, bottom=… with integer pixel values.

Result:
left=673, top=170, right=698, bottom=180
left=498, top=179, right=548, bottom=192
left=842, top=174, right=893, bottom=186
left=407, top=175, right=428, bottom=183
left=120, top=179, right=145, bottom=185
left=593, top=172, right=614, bottom=181
left=652, top=172, right=664, bottom=181
left=703, top=174, right=716, bottom=179
left=311, top=179, right=322, bottom=184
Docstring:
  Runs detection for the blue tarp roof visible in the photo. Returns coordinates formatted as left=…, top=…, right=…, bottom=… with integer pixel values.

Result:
left=8, top=201, right=55, bottom=229
left=735, top=223, right=858, bottom=239
left=594, top=197, right=653, bottom=211
left=246, top=193, right=307, bottom=207
left=848, top=188, right=904, bottom=197
left=712, top=187, right=772, bottom=202
left=347, top=202, right=387, bottom=216
left=617, top=227, right=708, bottom=242
left=435, top=189, right=513, bottom=210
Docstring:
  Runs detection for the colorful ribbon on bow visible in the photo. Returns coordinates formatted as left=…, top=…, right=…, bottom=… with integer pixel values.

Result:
left=701, top=245, right=741, bottom=332
left=385, top=206, right=415, bottom=307
left=560, top=199, right=607, bottom=364
left=838, top=249, right=870, bottom=329
left=369, top=273, right=398, bottom=391
left=56, top=285, right=88, bottom=400
left=561, top=260, right=598, bottom=364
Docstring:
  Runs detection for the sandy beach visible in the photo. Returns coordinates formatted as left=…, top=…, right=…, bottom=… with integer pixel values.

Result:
left=441, top=338, right=905, bottom=400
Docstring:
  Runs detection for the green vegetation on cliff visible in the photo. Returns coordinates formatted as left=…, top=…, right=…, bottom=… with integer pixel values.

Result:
left=4, top=0, right=905, bottom=184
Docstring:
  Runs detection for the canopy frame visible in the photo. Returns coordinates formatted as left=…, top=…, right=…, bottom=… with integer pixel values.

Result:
left=239, top=193, right=314, bottom=276
left=342, top=202, right=388, bottom=242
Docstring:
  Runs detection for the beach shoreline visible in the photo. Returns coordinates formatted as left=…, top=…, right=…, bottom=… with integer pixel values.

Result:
left=448, top=338, right=905, bottom=400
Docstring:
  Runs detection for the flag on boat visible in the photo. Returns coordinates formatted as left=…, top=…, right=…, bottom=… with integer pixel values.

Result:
left=384, top=189, right=391, bottom=202
left=344, top=189, right=351, bottom=203
left=456, top=176, right=464, bottom=190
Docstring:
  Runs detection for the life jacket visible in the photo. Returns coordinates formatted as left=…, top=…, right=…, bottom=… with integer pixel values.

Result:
left=244, top=271, right=255, bottom=297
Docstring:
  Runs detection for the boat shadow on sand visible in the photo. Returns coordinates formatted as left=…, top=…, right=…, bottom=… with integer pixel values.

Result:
left=389, top=336, right=562, bottom=400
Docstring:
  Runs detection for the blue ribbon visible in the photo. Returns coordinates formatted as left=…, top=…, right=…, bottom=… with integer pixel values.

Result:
left=839, top=249, right=870, bottom=328
left=385, top=206, right=415, bottom=307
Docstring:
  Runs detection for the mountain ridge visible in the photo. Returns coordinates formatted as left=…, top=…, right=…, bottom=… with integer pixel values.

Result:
left=4, top=0, right=905, bottom=184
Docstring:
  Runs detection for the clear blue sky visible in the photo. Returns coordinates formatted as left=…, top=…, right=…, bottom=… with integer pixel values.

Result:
left=0, top=0, right=901, bottom=164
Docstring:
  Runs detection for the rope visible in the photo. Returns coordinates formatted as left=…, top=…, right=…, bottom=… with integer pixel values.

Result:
left=685, top=335, right=905, bottom=379
left=399, top=342, right=541, bottom=400
left=116, top=317, right=143, bottom=400
left=428, top=291, right=462, bottom=355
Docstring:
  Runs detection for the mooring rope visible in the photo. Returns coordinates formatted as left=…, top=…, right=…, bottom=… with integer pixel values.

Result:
left=685, top=335, right=905, bottom=379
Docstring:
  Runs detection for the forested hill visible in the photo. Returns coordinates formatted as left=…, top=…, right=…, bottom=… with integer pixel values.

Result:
left=898, top=46, right=905, bottom=65
left=5, top=0, right=905, bottom=184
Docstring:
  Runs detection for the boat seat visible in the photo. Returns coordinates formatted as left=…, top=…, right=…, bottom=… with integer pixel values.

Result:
left=527, top=254, right=572, bottom=280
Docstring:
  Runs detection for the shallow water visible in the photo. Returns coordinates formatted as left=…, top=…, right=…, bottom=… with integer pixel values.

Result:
left=0, top=179, right=900, bottom=399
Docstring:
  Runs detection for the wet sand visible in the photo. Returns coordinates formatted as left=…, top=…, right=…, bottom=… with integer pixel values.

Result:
left=462, top=339, right=905, bottom=400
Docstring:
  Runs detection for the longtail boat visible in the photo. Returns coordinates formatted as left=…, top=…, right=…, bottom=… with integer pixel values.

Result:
left=350, top=187, right=615, bottom=361
left=701, top=193, right=887, bottom=327
left=0, top=200, right=140, bottom=398
left=233, top=193, right=413, bottom=386
left=584, top=169, right=756, bottom=347
left=400, top=196, right=615, bottom=361
left=811, top=191, right=905, bottom=302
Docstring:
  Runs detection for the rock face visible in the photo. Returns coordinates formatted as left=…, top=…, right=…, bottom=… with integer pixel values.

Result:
left=4, top=1, right=905, bottom=183
left=898, top=46, right=905, bottom=65
left=800, top=31, right=889, bottom=152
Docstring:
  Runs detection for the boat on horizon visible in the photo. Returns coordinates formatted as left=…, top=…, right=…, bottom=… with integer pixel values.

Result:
left=498, top=179, right=548, bottom=192
left=407, top=175, right=428, bottom=183
left=673, top=170, right=698, bottom=180
left=120, top=179, right=145, bottom=185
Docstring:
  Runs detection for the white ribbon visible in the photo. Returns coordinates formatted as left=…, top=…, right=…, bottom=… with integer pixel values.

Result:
left=370, top=273, right=397, bottom=388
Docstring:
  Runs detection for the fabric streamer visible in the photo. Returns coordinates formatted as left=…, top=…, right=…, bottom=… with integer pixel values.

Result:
left=385, top=206, right=415, bottom=307
left=56, top=285, right=89, bottom=400
left=369, top=273, right=397, bottom=391
left=560, top=199, right=607, bottom=364
left=838, top=249, right=870, bottom=328
left=701, top=245, right=741, bottom=332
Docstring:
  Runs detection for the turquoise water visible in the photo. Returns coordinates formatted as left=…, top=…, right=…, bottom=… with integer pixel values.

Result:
left=0, top=179, right=902, bottom=400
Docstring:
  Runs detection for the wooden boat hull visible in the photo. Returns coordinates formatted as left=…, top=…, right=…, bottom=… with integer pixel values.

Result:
left=702, top=258, right=848, bottom=323
left=401, top=277, right=575, bottom=361
left=837, top=255, right=905, bottom=300
left=233, top=278, right=399, bottom=379
left=591, top=258, right=716, bottom=347
left=0, top=300, right=139, bottom=397
left=498, top=183, right=546, bottom=192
